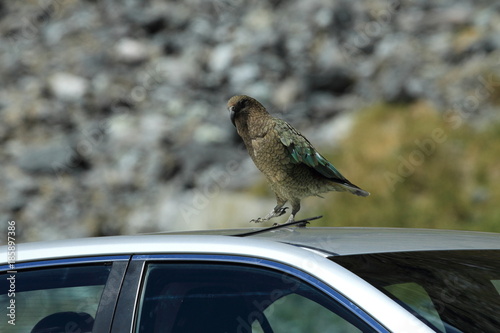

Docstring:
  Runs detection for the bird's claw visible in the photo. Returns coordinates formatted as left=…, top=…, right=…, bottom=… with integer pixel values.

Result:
left=275, top=206, right=288, bottom=217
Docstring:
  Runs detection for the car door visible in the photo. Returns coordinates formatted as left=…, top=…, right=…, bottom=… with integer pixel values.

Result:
left=0, top=256, right=129, bottom=333
left=111, top=254, right=389, bottom=333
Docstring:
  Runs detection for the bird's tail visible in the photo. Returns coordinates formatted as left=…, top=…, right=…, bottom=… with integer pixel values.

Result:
left=329, top=180, right=370, bottom=197
left=345, top=184, right=370, bottom=197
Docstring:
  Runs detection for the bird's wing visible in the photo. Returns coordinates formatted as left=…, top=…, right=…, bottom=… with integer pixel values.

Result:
left=275, top=119, right=348, bottom=182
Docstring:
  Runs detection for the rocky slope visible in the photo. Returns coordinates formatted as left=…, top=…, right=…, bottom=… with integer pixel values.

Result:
left=1, top=0, right=499, bottom=242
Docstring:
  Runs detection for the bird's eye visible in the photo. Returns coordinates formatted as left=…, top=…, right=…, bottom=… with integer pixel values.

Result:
left=229, top=99, right=246, bottom=113
left=238, top=99, right=247, bottom=108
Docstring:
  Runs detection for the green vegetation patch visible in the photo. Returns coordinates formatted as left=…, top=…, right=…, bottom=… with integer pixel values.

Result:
left=308, top=101, right=500, bottom=232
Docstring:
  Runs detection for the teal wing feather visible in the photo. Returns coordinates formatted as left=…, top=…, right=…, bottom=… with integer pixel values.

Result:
left=275, top=119, right=370, bottom=197
left=275, top=119, right=348, bottom=182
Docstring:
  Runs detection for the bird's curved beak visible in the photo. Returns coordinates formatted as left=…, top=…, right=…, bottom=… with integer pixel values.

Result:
left=229, top=106, right=236, bottom=127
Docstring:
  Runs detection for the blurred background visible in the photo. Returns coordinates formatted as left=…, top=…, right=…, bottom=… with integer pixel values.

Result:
left=1, top=0, right=500, bottom=243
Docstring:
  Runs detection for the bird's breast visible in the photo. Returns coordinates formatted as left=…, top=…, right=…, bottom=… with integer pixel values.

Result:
left=250, top=135, right=292, bottom=183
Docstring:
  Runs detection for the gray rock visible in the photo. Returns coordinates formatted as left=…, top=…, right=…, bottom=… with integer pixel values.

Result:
left=229, top=63, right=261, bottom=87
left=306, top=66, right=356, bottom=95
left=48, top=72, right=89, bottom=101
left=114, top=38, right=151, bottom=64
left=209, top=43, right=234, bottom=72
left=17, top=139, right=90, bottom=175
left=4, top=174, right=39, bottom=212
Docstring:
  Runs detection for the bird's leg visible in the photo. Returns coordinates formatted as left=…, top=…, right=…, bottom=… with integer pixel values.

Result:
left=285, top=200, right=301, bottom=223
left=250, top=199, right=288, bottom=223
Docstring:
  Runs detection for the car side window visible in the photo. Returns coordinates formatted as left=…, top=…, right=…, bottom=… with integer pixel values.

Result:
left=251, top=293, right=367, bottom=333
left=136, top=262, right=376, bottom=333
left=384, top=282, right=445, bottom=332
left=0, top=264, right=111, bottom=333
left=492, top=280, right=500, bottom=294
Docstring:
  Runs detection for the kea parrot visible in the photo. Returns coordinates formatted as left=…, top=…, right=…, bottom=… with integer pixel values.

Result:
left=227, top=95, right=369, bottom=223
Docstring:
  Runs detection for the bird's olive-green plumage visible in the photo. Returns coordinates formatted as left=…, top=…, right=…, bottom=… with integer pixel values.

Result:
left=227, top=95, right=369, bottom=223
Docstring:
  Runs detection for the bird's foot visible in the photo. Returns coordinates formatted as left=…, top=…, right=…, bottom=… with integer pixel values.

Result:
left=250, top=207, right=288, bottom=223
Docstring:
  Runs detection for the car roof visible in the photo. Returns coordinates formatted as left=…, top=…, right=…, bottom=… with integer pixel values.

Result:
left=171, top=227, right=500, bottom=255
left=5, top=227, right=500, bottom=265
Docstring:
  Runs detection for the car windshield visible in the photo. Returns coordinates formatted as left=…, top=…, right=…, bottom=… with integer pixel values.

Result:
left=330, top=250, right=500, bottom=333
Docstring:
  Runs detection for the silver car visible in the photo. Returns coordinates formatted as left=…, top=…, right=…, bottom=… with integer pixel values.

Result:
left=2, top=227, right=500, bottom=332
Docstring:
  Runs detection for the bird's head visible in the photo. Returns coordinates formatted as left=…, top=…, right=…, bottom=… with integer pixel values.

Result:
left=227, top=95, right=265, bottom=127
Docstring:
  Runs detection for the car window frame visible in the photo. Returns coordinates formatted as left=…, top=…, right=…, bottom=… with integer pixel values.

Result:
left=110, top=254, right=390, bottom=333
left=0, top=255, right=130, bottom=333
